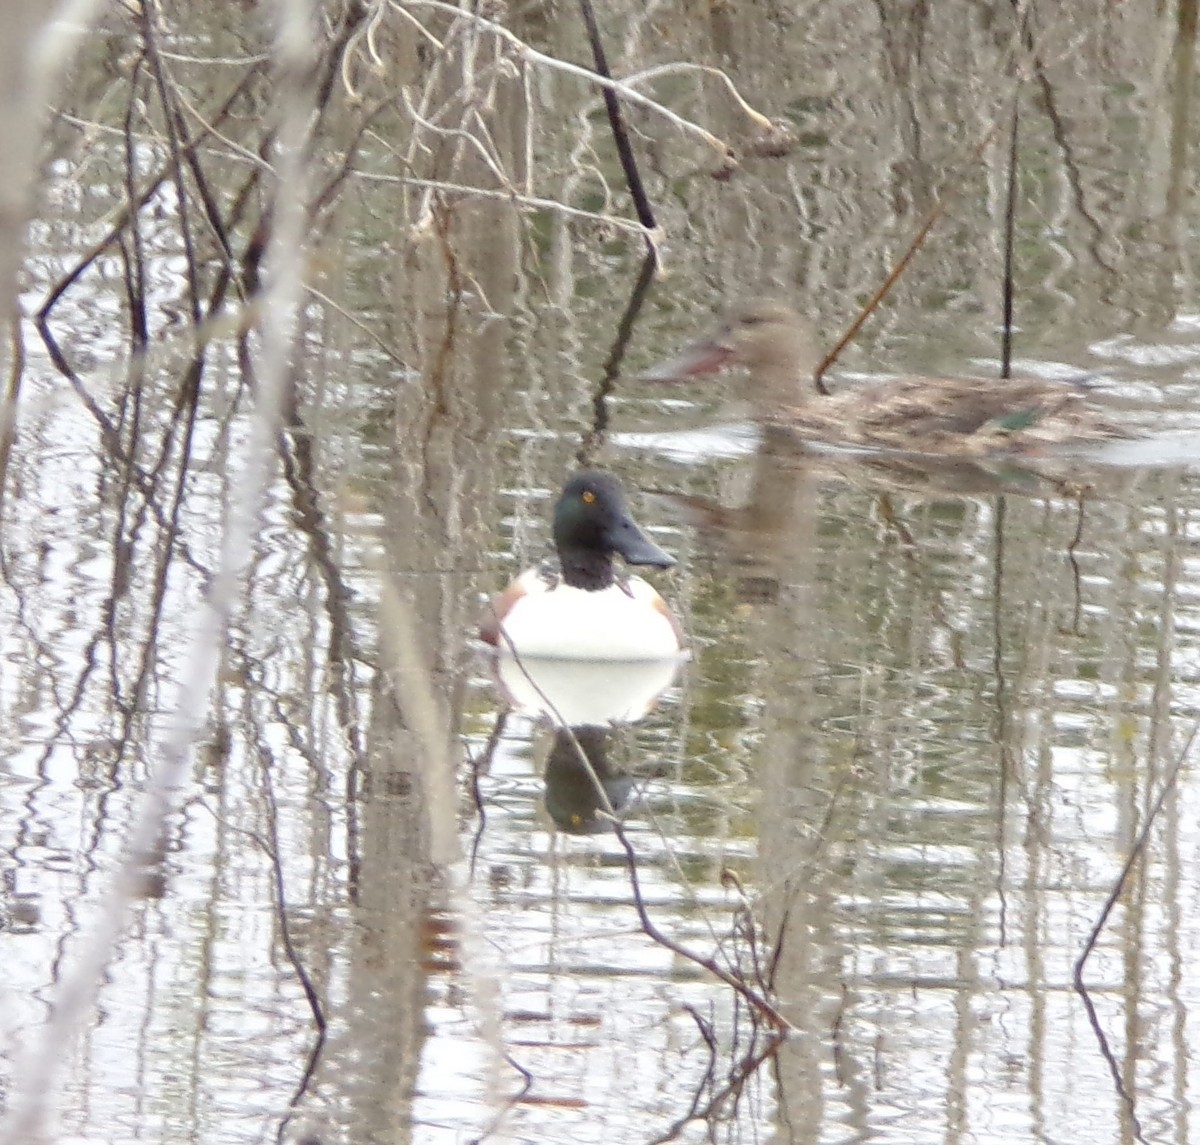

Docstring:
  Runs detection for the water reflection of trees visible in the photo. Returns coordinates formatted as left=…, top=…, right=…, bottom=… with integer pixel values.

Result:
left=2, top=1, right=1199, bottom=1143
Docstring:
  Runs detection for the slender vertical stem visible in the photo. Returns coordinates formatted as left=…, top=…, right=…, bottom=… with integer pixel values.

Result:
left=1001, top=92, right=1019, bottom=380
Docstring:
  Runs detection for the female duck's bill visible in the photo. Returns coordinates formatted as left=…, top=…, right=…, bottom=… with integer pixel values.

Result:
left=481, top=470, right=684, bottom=661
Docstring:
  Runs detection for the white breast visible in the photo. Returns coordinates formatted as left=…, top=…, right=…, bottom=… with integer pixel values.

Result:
left=497, top=654, right=683, bottom=723
left=499, top=573, right=680, bottom=660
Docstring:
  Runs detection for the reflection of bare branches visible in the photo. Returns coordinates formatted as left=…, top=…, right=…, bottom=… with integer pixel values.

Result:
left=664, top=894, right=791, bottom=1135
left=815, top=119, right=1003, bottom=387
left=619, top=815, right=788, bottom=1029
left=277, top=404, right=371, bottom=892
left=472, top=1048, right=534, bottom=1145
left=875, top=492, right=967, bottom=667
left=830, top=981, right=852, bottom=1087
left=1074, top=721, right=1198, bottom=1145
left=1071, top=481, right=1190, bottom=1145
left=34, top=60, right=266, bottom=537
left=577, top=251, right=657, bottom=466
left=0, top=0, right=319, bottom=1135
left=650, top=1011, right=784, bottom=1145
left=481, top=613, right=789, bottom=1130
left=252, top=739, right=329, bottom=1145
left=1014, top=7, right=1120, bottom=282
left=674, top=1005, right=720, bottom=1120
left=38, top=63, right=264, bottom=322
left=1064, top=488, right=1086, bottom=636
left=1074, top=983, right=1147, bottom=1145
left=991, top=498, right=1013, bottom=945
left=191, top=687, right=331, bottom=1145
left=465, top=710, right=508, bottom=875
left=0, top=0, right=107, bottom=444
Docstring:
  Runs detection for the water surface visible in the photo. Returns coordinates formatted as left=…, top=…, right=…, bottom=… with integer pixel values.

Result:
left=3, top=3, right=1200, bottom=1144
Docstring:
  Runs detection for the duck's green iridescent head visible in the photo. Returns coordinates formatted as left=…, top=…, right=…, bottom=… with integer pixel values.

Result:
left=553, top=471, right=675, bottom=570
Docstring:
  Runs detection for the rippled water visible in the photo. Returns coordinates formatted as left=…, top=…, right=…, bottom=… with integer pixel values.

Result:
left=4, top=4, right=1200, bottom=1144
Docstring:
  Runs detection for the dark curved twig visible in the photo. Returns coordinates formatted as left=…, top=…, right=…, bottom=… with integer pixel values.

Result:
left=1073, top=720, right=1199, bottom=1145
left=577, top=250, right=657, bottom=466
left=576, top=0, right=657, bottom=246
left=1074, top=722, right=1198, bottom=974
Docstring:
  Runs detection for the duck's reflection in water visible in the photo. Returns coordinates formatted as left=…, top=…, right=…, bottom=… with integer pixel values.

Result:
left=663, top=419, right=1129, bottom=628
left=492, top=654, right=685, bottom=832
left=542, top=725, right=636, bottom=834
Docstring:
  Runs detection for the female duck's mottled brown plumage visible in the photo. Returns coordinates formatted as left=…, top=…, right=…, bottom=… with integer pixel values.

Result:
left=643, top=299, right=1124, bottom=457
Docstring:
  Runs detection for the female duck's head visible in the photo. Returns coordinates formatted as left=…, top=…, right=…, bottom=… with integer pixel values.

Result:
left=641, top=299, right=822, bottom=412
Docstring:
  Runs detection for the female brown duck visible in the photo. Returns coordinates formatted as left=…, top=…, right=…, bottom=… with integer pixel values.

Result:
left=643, top=300, right=1124, bottom=457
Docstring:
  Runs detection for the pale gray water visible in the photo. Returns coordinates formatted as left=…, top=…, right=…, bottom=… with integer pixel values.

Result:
left=3, top=3, right=1200, bottom=1144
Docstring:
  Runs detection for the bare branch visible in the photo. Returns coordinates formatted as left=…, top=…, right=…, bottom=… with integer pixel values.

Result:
left=400, top=0, right=735, bottom=157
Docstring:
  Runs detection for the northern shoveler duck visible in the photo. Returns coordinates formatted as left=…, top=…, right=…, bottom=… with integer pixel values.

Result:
left=642, top=299, right=1125, bottom=457
left=482, top=470, right=684, bottom=660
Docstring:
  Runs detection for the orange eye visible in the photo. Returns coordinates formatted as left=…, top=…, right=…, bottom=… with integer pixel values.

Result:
left=582, top=490, right=596, bottom=504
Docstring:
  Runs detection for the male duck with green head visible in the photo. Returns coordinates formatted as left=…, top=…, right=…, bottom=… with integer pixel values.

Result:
left=482, top=471, right=684, bottom=660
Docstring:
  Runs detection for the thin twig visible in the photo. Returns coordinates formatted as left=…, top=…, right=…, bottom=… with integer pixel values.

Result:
left=358, top=169, right=658, bottom=240
left=258, top=756, right=328, bottom=1144
left=622, top=62, right=775, bottom=129
left=1075, top=719, right=1200, bottom=980
left=577, top=251, right=657, bottom=466
left=814, top=123, right=1001, bottom=386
